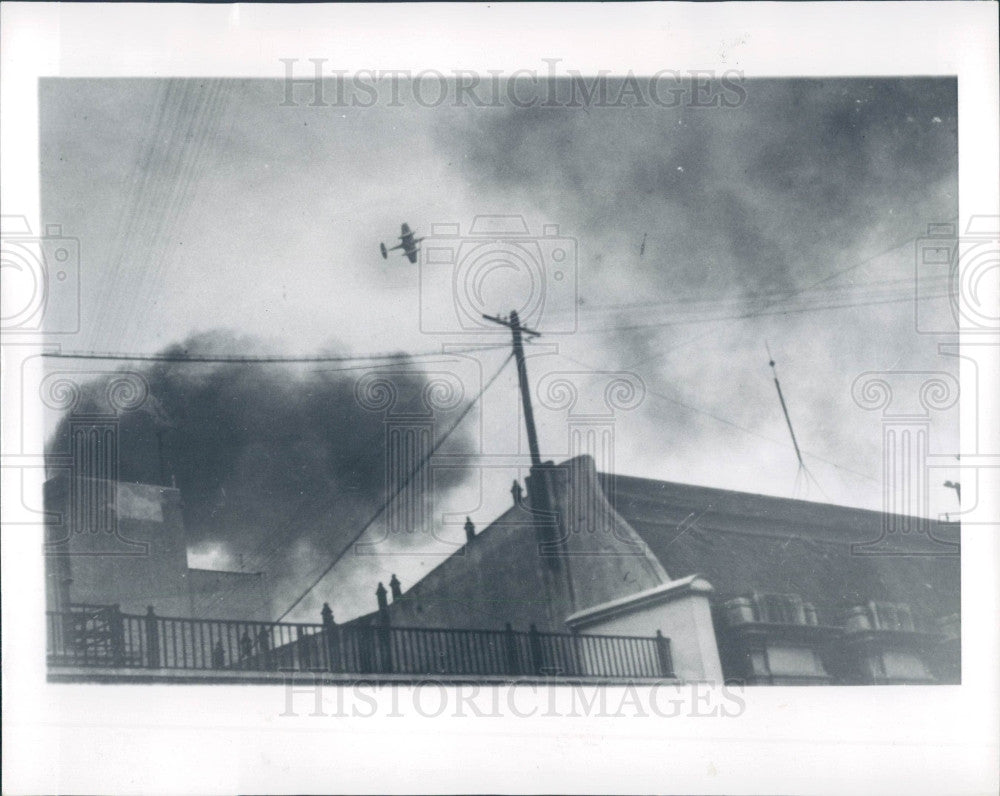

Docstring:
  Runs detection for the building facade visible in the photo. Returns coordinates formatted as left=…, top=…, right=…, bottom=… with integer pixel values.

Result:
left=45, top=473, right=271, bottom=622
left=44, top=451, right=959, bottom=685
left=349, top=455, right=960, bottom=685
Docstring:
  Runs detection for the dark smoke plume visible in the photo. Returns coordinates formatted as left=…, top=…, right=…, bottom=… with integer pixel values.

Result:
left=46, top=330, right=475, bottom=615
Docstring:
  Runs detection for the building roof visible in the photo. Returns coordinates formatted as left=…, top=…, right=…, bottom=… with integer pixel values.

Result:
left=599, top=470, right=960, bottom=626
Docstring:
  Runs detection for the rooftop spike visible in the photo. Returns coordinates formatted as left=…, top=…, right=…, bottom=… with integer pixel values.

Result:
left=766, top=342, right=805, bottom=469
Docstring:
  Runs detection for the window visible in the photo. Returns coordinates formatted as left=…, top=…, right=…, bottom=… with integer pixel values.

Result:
left=752, top=592, right=806, bottom=625
left=868, top=601, right=915, bottom=632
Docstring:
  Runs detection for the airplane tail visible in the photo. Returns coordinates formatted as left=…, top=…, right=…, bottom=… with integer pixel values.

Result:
left=380, top=242, right=388, bottom=259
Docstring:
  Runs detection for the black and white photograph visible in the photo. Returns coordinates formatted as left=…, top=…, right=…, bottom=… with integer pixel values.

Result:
left=35, top=72, right=966, bottom=686
left=2, top=3, right=998, bottom=794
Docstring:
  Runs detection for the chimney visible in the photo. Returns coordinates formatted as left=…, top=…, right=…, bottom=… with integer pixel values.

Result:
left=389, top=574, right=402, bottom=600
left=464, top=516, right=476, bottom=542
left=376, top=581, right=389, bottom=612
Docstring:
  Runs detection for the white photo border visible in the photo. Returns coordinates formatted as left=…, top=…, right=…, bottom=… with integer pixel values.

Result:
left=2, top=3, right=998, bottom=794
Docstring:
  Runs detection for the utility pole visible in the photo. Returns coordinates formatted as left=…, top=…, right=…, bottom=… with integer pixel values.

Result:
left=483, top=310, right=542, bottom=466
left=484, top=310, right=573, bottom=617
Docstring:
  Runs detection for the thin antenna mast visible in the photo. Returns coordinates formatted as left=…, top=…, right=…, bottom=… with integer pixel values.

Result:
left=766, top=343, right=827, bottom=498
left=766, top=342, right=804, bottom=468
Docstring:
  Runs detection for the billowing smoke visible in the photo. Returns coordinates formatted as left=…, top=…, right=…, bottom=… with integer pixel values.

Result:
left=427, top=77, right=958, bottom=484
left=435, top=77, right=957, bottom=356
left=46, top=330, right=475, bottom=617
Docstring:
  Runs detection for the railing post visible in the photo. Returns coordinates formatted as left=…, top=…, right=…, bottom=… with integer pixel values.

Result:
left=257, top=627, right=273, bottom=671
left=321, top=603, right=340, bottom=673
left=239, top=628, right=253, bottom=669
left=296, top=627, right=308, bottom=670
left=46, top=606, right=669, bottom=681
left=144, top=606, right=160, bottom=668
left=503, top=623, right=520, bottom=676
left=378, top=621, right=393, bottom=675
left=212, top=639, right=225, bottom=669
left=528, top=624, right=544, bottom=676
left=655, top=630, right=674, bottom=678
left=570, top=627, right=582, bottom=677
left=109, top=604, right=125, bottom=668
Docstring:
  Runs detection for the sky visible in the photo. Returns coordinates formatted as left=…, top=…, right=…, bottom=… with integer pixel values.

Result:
left=39, top=77, right=961, bottom=620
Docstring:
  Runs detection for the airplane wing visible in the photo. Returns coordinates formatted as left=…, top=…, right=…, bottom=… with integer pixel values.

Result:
left=383, top=224, right=420, bottom=263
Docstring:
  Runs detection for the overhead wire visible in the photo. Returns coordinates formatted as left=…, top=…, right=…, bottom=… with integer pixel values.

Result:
left=553, top=350, right=879, bottom=487
left=41, top=343, right=510, bottom=364
left=188, top=348, right=512, bottom=615
left=90, top=80, right=232, bottom=351
left=271, top=351, right=514, bottom=623
left=562, top=273, right=949, bottom=316
left=574, top=291, right=949, bottom=335
left=615, top=219, right=958, bottom=371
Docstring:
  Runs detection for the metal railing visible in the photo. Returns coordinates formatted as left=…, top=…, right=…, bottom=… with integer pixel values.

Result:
left=46, top=606, right=674, bottom=679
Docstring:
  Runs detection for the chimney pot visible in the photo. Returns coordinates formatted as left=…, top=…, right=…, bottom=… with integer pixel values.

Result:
left=389, top=574, right=402, bottom=600
left=464, top=516, right=476, bottom=542
left=376, top=582, right=389, bottom=611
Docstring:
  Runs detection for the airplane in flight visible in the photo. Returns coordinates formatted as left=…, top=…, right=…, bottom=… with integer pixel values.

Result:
left=380, top=223, right=423, bottom=264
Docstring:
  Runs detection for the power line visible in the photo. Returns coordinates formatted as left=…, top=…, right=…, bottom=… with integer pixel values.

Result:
left=577, top=292, right=949, bottom=336
left=53, top=289, right=940, bottom=363
left=566, top=274, right=949, bottom=316
left=189, top=439, right=386, bottom=616
left=617, top=220, right=957, bottom=371
left=272, top=352, right=514, bottom=623
left=642, top=384, right=878, bottom=485
left=554, top=350, right=879, bottom=486
left=192, top=349, right=513, bottom=615
left=90, top=80, right=232, bottom=352
left=41, top=343, right=509, bottom=365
